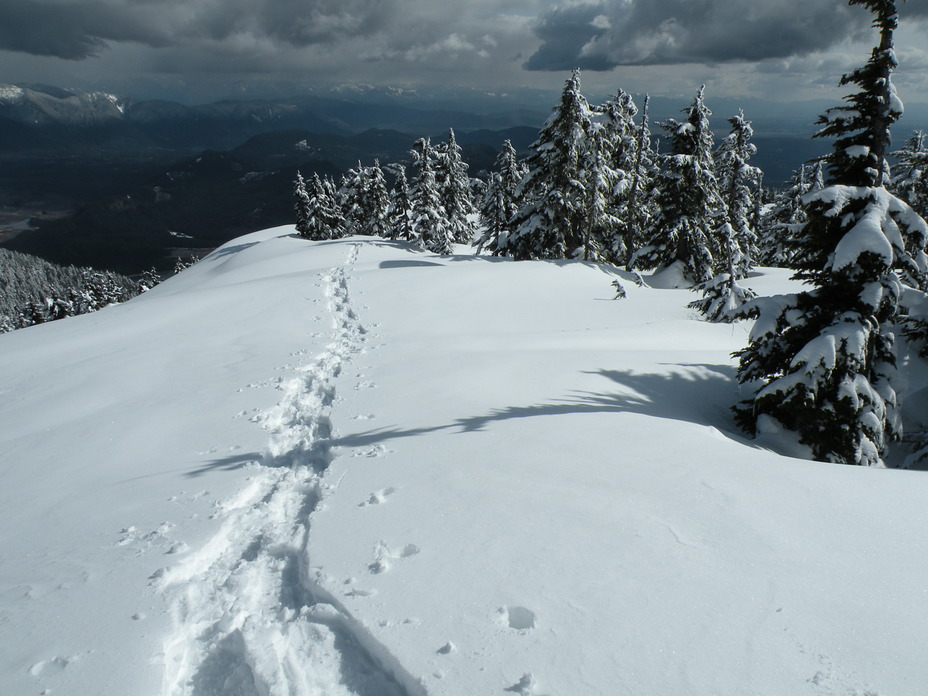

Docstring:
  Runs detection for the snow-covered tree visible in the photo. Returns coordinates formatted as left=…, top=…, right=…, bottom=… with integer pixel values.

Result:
left=714, top=110, right=762, bottom=277
left=302, top=173, right=345, bottom=241
left=436, top=129, right=478, bottom=244
left=338, top=163, right=367, bottom=237
left=691, top=110, right=763, bottom=321
left=476, top=140, right=524, bottom=255
left=578, top=128, right=622, bottom=262
left=137, top=268, right=161, bottom=293
left=758, top=163, right=823, bottom=267
left=631, top=86, right=723, bottom=284
left=360, top=160, right=390, bottom=237
left=734, top=0, right=928, bottom=467
left=620, top=95, right=658, bottom=265
left=500, top=69, right=594, bottom=260
left=386, top=164, right=415, bottom=241
left=410, top=138, right=454, bottom=255
left=294, top=171, right=312, bottom=238
left=892, top=129, right=928, bottom=226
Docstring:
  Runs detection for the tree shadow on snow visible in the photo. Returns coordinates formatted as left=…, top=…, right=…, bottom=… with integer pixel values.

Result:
left=185, top=452, right=263, bottom=478
left=329, top=364, right=752, bottom=451
left=454, top=364, right=742, bottom=435
left=203, top=241, right=261, bottom=261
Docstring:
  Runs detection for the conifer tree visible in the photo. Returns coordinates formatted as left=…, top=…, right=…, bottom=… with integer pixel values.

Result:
left=138, top=268, right=161, bottom=293
left=410, top=138, right=454, bottom=255
left=759, top=164, right=819, bottom=267
left=360, top=160, right=390, bottom=237
left=631, top=86, right=723, bottom=284
left=621, top=95, right=658, bottom=265
left=303, top=173, right=346, bottom=240
left=338, top=164, right=367, bottom=236
left=386, top=164, right=415, bottom=241
left=500, top=69, right=594, bottom=260
left=578, top=128, right=622, bottom=262
left=892, top=129, right=928, bottom=222
left=714, top=110, right=762, bottom=277
left=437, top=129, right=478, bottom=244
left=734, top=0, right=928, bottom=467
left=476, top=140, right=524, bottom=255
left=294, top=171, right=312, bottom=238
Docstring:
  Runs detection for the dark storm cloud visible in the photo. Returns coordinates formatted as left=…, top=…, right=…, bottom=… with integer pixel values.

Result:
left=0, top=0, right=169, bottom=59
left=0, top=0, right=403, bottom=60
left=525, top=0, right=928, bottom=71
left=523, top=4, right=613, bottom=71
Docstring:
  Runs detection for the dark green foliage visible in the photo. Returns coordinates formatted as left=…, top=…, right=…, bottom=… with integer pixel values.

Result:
left=733, top=0, right=928, bottom=467
left=501, top=70, right=594, bottom=260
left=632, top=87, right=723, bottom=284
left=476, top=140, right=524, bottom=255
left=0, top=248, right=137, bottom=331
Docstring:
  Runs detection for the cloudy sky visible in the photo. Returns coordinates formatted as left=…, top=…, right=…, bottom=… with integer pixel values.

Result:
left=3, top=0, right=928, bottom=105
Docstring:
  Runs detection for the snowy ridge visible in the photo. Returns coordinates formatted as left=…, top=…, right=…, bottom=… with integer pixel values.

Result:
left=158, top=243, right=423, bottom=696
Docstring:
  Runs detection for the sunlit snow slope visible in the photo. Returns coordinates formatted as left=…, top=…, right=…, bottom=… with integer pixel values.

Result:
left=2, top=228, right=928, bottom=696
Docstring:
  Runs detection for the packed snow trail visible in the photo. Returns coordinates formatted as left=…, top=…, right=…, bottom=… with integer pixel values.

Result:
left=158, top=244, right=427, bottom=696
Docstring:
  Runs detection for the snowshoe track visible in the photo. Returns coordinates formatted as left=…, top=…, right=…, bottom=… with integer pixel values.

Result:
left=159, top=244, right=427, bottom=696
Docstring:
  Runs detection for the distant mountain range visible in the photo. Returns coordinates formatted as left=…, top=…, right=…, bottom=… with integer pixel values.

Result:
left=0, top=83, right=549, bottom=154
left=5, top=80, right=925, bottom=275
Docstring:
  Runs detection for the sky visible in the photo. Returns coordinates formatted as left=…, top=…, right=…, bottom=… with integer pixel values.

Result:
left=3, top=0, right=928, bottom=106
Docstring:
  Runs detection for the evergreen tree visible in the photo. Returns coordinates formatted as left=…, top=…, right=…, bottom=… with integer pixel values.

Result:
left=476, top=140, right=524, bottom=255
left=386, top=164, right=415, bottom=241
left=361, top=160, right=391, bottom=237
left=631, top=86, right=723, bottom=284
left=437, top=129, right=478, bottom=244
left=137, top=268, right=161, bottom=293
left=294, top=171, right=312, bottom=238
left=759, top=164, right=816, bottom=267
left=892, top=129, right=928, bottom=232
left=338, top=163, right=367, bottom=236
left=304, top=173, right=346, bottom=240
left=734, top=0, right=928, bottom=467
left=578, top=128, right=622, bottom=262
left=714, top=110, right=762, bottom=278
left=410, top=138, right=454, bottom=255
left=500, top=69, right=594, bottom=260
left=621, top=95, right=658, bottom=266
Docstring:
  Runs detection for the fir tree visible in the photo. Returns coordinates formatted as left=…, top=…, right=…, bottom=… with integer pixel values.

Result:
left=759, top=164, right=818, bottom=267
left=437, top=129, right=478, bottom=244
left=386, top=164, right=415, bottom=241
left=410, top=138, right=454, bottom=255
left=294, top=171, right=312, bottom=238
left=138, top=268, right=161, bottom=293
left=361, top=160, right=391, bottom=237
left=891, top=129, right=928, bottom=255
left=578, top=128, right=622, bottom=262
left=476, top=140, right=524, bottom=255
left=500, top=69, right=594, bottom=260
left=304, top=173, right=346, bottom=241
left=714, top=110, right=762, bottom=278
left=338, top=164, right=367, bottom=237
left=734, top=0, right=928, bottom=467
left=621, top=95, right=658, bottom=266
left=631, top=86, right=723, bottom=284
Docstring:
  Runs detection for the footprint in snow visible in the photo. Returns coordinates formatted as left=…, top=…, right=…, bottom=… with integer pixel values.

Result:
left=368, top=541, right=420, bottom=574
left=358, top=486, right=396, bottom=507
left=500, top=606, right=536, bottom=630
left=352, top=443, right=392, bottom=458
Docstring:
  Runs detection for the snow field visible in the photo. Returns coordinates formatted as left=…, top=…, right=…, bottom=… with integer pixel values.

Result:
left=1, top=229, right=928, bottom=696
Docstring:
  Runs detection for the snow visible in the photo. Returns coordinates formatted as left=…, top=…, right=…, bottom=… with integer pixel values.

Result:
left=0, top=84, right=25, bottom=101
left=844, top=145, right=870, bottom=158
left=2, top=230, right=928, bottom=696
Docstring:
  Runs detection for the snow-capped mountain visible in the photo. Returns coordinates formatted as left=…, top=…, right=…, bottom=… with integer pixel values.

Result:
left=0, top=83, right=126, bottom=126
left=2, top=229, right=927, bottom=696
